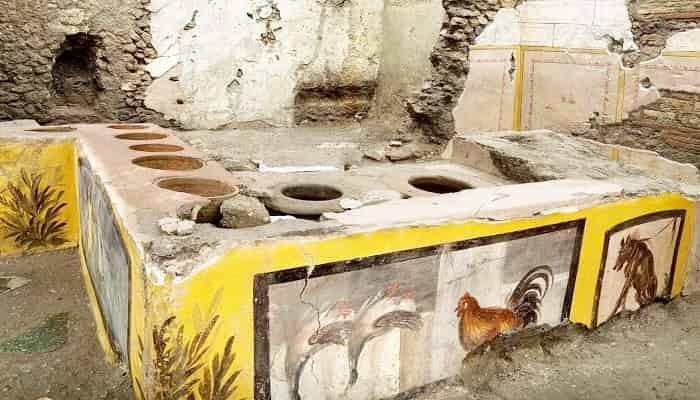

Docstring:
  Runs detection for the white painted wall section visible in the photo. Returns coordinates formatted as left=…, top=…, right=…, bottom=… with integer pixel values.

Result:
left=145, top=0, right=384, bottom=129
left=476, top=0, right=636, bottom=50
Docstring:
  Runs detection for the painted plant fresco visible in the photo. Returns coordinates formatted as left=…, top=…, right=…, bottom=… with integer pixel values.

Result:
left=79, top=158, right=131, bottom=361
left=0, top=143, right=76, bottom=256
left=136, top=289, right=243, bottom=400
left=593, top=211, right=685, bottom=327
left=0, top=169, right=68, bottom=249
left=255, top=221, right=583, bottom=400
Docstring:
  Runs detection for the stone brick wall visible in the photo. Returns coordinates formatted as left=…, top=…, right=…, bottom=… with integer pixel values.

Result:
left=624, top=0, right=700, bottom=66
left=0, top=0, right=165, bottom=125
left=580, top=90, right=700, bottom=168
left=406, top=0, right=517, bottom=144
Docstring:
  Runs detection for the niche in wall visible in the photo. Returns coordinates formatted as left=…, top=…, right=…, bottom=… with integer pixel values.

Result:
left=51, top=33, right=102, bottom=106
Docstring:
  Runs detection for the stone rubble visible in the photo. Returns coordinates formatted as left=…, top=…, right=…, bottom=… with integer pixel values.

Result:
left=219, top=195, right=271, bottom=229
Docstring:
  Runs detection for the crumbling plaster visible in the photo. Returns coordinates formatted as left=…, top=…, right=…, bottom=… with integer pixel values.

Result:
left=475, top=0, right=636, bottom=50
left=145, top=0, right=384, bottom=129
left=625, top=0, right=700, bottom=66
left=411, top=0, right=700, bottom=142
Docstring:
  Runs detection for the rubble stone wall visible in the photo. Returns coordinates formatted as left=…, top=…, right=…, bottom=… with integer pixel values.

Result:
left=0, top=0, right=165, bottom=125
left=580, top=90, right=700, bottom=169
left=625, top=0, right=700, bottom=66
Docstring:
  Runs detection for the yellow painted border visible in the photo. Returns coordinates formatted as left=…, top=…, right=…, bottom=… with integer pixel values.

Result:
left=470, top=45, right=700, bottom=132
left=73, top=155, right=146, bottom=384
left=662, top=51, right=700, bottom=58
left=521, top=46, right=608, bottom=54
left=167, top=192, right=694, bottom=400
left=471, top=45, right=609, bottom=55
left=474, top=45, right=623, bottom=131
left=78, top=246, right=121, bottom=364
left=615, top=68, right=626, bottom=123
left=512, top=46, right=525, bottom=131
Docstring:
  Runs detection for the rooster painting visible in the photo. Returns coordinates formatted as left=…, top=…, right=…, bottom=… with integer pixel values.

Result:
left=611, top=235, right=657, bottom=315
left=455, top=265, right=553, bottom=351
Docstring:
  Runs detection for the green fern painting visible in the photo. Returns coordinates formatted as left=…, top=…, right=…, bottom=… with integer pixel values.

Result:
left=0, top=169, right=68, bottom=249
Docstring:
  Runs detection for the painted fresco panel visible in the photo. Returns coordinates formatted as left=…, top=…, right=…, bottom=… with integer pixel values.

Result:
left=521, top=51, right=620, bottom=130
left=0, top=143, right=77, bottom=256
left=593, top=210, right=685, bottom=327
left=255, top=221, right=584, bottom=400
left=79, top=158, right=130, bottom=361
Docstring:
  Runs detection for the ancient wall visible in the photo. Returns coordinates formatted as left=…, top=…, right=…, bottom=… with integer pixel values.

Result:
left=580, top=90, right=700, bottom=168
left=450, top=1, right=700, bottom=168
left=144, top=0, right=385, bottom=129
left=371, top=0, right=445, bottom=127
left=625, top=0, right=700, bottom=66
left=0, top=0, right=164, bottom=125
left=452, top=0, right=636, bottom=133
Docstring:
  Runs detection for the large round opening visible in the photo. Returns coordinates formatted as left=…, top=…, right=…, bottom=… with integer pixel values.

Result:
left=132, top=155, right=204, bottom=171
left=408, top=176, right=472, bottom=194
left=27, top=126, right=76, bottom=132
left=108, top=124, right=149, bottom=130
left=130, top=143, right=184, bottom=153
left=115, top=132, right=168, bottom=140
left=157, top=177, right=237, bottom=198
left=281, top=184, right=343, bottom=202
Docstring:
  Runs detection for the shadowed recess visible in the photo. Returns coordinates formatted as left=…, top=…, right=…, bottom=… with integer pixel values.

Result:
left=26, top=126, right=76, bottom=133
left=409, top=176, right=472, bottom=194
left=281, top=184, right=343, bottom=201
left=157, top=177, right=237, bottom=198
left=132, top=155, right=204, bottom=171
left=130, top=143, right=184, bottom=153
left=115, top=132, right=169, bottom=140
left=108, top=124, right=149, bottom=130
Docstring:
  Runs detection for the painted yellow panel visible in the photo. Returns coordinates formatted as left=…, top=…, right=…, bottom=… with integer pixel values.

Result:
left=0, top=142, right=78, bottom=256
left=132, top=193, right=693, bottom=400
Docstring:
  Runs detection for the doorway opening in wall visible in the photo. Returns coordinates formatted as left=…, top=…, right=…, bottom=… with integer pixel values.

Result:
left=51, top=33, right=102, bottom=107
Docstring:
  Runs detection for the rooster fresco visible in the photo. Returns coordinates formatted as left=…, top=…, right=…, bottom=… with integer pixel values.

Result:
left=455, top=265, right=553, bottom=351
left=611, top=235, right=657, bottom=315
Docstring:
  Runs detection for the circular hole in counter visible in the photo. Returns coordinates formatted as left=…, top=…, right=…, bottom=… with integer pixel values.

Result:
left=108, top=124, right=149, bottom=130
left=157, top=177, right=236, bottom=197
left=281, top=184, right=343, bottom=201
left=132, top=155, right=204, bottom=171
left=129, top=143, right=184, bottom=153
left=115, top=132, right=169, bottom=140
left=26, top=126, right=76, bottom=132
left=408, top=176, right=473, bottom=194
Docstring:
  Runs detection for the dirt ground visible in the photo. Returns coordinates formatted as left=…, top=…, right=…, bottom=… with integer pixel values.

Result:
left=0, top=249, right=131, bottom=400
left=1, top=249, right=699, bottom=400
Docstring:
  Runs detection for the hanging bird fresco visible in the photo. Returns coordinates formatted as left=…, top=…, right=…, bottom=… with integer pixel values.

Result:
left=347, top=282, right=423, bottom=387
left=285, top=302, right=353, bottom=400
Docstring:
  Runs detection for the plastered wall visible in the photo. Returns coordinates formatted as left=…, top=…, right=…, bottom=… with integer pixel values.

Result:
left=453, top=3, right=700, bottom=135
left=145, top=0, right=385, bottom=129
